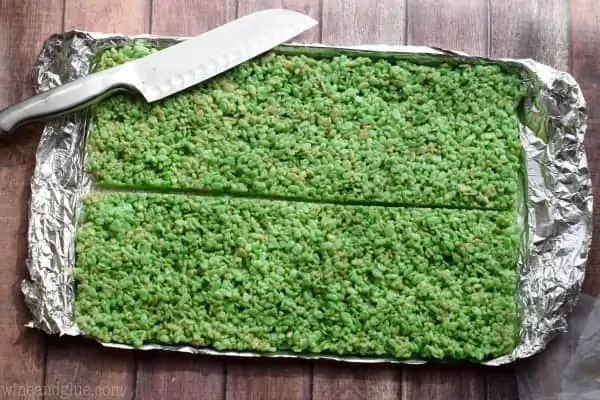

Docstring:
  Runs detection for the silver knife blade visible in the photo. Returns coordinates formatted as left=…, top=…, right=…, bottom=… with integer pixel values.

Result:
left=0, top=9, right=317, bottom=136
left=134, top=9, right=318, bottom=102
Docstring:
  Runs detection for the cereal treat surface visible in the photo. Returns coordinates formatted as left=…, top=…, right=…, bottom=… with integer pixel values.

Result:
left=86, top=43, right=525, bottom=210
left=74, top=42, right=526, bottom=362
left=75, top=193, right=519, bottom=361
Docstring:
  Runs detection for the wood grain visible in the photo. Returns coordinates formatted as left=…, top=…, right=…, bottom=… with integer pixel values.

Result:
left=322, top=0, right=405, bottom=45
left=151, top=0, right=236, bottom=35
left=403, top=366, right=486, bottom=400
left=571, top=0, right=600, bottom=296
left=136, top=352, right=225, bottom=400
left=486, top=367, right=518, bottom=400
left=0, top=1, right=62, bottom=399
left=406, top=0, right=487, bottom=55
left=0, top=125, right=45, bottom=400
left=44, top=338, right=134, bottom=400
left=64, top=0, right=151, bottom=34
left=226, top=359, right=311, bottom=400
left=238, top=0, right=321, bottom=42
left=312, top=362, right=400, bottom=400
left=489, top=0, right=570, bottom=71
left=43, top=1, right=149, bottom=398
left=570, top=0, right=600, bottom=117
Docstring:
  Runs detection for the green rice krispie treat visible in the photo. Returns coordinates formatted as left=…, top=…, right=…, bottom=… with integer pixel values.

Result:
left=85, top=43, right=525, bottom=210
left=74, top=192, right=520, bottom=361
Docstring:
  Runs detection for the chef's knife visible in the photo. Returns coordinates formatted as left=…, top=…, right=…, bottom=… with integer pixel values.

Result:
left=0, top=9, right=318, bottom=137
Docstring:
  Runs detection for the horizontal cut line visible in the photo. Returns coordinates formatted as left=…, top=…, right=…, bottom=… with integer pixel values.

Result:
left=92, top=184, right=510, bottom=212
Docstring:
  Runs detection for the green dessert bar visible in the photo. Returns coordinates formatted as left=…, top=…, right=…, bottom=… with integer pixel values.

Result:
left=74, top=192, right=519, bottom=361
left=75, top=42, right=526, bottom=362
left=85, top=43, right=525, bottom=210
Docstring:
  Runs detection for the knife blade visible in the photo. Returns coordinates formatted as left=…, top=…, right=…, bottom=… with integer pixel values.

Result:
left=0, top=9, right=318, bottom=137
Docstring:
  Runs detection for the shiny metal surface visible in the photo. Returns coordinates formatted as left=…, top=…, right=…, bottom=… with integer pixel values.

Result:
left=21, top=31, right=593, bottom=366
left=133, top=9, right=317, bottom=102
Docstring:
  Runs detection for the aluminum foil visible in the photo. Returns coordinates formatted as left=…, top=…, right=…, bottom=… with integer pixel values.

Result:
left=20, top=30, right=593, bottom=366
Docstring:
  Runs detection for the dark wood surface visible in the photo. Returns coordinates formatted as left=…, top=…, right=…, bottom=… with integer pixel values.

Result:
left=0, top=0, right=597, bottom=399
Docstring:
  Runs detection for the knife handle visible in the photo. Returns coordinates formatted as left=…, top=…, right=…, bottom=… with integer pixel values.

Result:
left=0, top=66, right=132, bottom=138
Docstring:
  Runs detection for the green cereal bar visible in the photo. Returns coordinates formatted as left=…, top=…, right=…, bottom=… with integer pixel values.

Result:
left=86, top=43, right=526, bottom=210
left=74, top=192, right=520, bottom=361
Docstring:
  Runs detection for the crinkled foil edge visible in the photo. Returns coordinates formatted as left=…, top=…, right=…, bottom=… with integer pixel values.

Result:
left=20, top=30, right=593, bottom=366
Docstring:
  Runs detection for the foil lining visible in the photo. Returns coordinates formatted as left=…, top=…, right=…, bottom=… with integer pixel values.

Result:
left=20, top=30, right=593, bottom=366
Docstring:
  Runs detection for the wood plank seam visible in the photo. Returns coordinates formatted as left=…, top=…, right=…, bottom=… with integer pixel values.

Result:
left=132, top=352, right=139, bottom=400
left=566, top=0, right=573, bottom=73
left=318, top=0, right=323, bottom=42
left=149, top=0, right=154, bottom=33
left=405, top=0, right=409, bottom=46
left=485, top=0, right=491, bottom=56
left=400, top=367, right=407, bottom=400
left=223, top=363, right=228, bottom=400
left=306, top=362, right=314, bottom=400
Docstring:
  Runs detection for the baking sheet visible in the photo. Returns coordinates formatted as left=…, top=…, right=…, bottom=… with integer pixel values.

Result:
left=20, top=30, right=593, bottom=366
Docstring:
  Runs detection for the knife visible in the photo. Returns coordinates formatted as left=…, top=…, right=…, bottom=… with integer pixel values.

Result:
left=0, top=9, right=318, bottom=137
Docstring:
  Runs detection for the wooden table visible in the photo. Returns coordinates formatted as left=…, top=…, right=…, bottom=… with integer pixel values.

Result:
left=0, top=1, right=598, bottom=399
